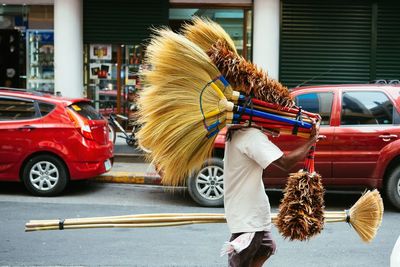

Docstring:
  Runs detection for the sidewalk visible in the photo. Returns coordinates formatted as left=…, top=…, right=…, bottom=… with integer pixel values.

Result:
left=94, top=161, right=162, bottom=185
left=93, top=138, right=162, bottom=186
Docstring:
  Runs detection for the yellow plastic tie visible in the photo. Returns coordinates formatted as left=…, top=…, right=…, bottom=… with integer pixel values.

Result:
left=210, top=82, right=225, bottom=100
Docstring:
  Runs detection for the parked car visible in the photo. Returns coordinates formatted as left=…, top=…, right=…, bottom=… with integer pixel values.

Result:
left=187, top=84, right=400, bottom=210
left=0, top=88, right=113, bottom=196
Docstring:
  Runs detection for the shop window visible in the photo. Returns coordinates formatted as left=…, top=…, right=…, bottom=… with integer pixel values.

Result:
left=84, top=43, right=146, bottom=121
left=26, top=30, right=54, bottom=93
left=0, top=4, right=53, bottom=90
left=169, top=8, right=252, bottom=60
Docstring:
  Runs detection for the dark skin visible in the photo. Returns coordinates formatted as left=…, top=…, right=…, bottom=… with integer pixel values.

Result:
left=250, top=119, right=320, bottom=267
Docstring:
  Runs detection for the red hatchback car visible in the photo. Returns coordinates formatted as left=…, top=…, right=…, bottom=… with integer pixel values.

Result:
left=0, top=88, right=113, bottom=196
left=187, top=84, right=400, bottom=210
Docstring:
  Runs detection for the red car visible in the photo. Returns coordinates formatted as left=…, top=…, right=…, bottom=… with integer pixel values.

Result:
left=0, top=88, right=113, bottom=196
left=187, top=84, right=400, bottom=210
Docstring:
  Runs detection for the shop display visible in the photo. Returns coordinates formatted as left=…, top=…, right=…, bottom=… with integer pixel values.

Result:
left=0, top=29, right=20, bottom=88
left=26, top=30, right=54, bottom=93
left=90, top=44, right=112, bottom=60
left=85, top=44, right=147, bottom=118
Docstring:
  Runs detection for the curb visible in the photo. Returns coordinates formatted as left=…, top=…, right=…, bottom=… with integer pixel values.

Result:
left=93, top=171, right=162, bottom=185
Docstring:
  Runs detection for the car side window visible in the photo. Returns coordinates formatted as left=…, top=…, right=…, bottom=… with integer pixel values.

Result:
left=341, top=91, right=398, bottom=125
left=0, top=97, right=37, bottom=120
left=69, top=101, right=103, bottom=120
left=295, top=92, right=333, bottom=125
left=38, top=102, right=55, bottom=117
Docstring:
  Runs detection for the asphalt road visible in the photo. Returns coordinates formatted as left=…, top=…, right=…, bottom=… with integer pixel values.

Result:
left=0, top=181, right=399, bottom=266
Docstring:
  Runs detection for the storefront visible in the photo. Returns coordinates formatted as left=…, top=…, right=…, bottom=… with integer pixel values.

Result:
left=83, top=0, right=254, bottom=118
left=82, top=0, right=168, bottom=118
left=0, top=3, right=54, bottom=91
left=0, top=0, right=255, bottom=122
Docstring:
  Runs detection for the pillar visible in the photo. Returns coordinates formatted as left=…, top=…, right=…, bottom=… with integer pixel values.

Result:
left=253, top=0, right=280, bottom=80
left=54, top=0, right=83, bottom=97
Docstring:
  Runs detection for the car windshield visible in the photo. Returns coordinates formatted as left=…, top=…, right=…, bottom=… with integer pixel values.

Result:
left=68, top=101, right=103, bottom=120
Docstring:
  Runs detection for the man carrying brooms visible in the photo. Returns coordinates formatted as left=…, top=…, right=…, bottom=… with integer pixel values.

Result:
left=24, top=19, right=383, bottom=267
left=222, top=120, right=320, bottom=267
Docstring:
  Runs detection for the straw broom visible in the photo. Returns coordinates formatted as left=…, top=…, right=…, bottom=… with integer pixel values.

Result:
left=25, top=190, right=383, bottom=243
left=182, top=17, right=294, bottom=108
left=181, top=17, right=322, bottom=134
left=183, top=18, right=328, bottom=241
left=136, top=28, right=315, bottom=186
left=137, top=28, right=234, bottom=186
left=139, top=26, right=322, bottom=243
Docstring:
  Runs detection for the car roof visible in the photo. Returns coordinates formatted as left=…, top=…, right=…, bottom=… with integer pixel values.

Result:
left=291, top=83, right=400, bottom=91
left=290, top=84, right=400, bottom=107
left=0, top=88, right=90, bottom=106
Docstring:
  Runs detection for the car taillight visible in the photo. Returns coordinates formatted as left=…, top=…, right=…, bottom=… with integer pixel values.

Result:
left=67, top=109, right=94, bottom=140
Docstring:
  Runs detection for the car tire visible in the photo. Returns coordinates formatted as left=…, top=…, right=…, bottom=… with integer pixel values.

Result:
left=187, top=157, right=224, bottom=207
left=22, top=154, right=68, bottom=196
left=385, top=166, right=400, bottom=210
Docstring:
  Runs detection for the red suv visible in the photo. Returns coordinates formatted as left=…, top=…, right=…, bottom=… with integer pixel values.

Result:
left=0, top=88, right=113, bottom=196
left=187, top=84, right=400, bottom=210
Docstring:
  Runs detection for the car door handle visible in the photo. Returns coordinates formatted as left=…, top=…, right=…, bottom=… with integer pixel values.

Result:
left=379, top=134, right=398, bottom=141
left=18, top=125, right=36, bottom=132
left=318, top=135, right=327, bottom=140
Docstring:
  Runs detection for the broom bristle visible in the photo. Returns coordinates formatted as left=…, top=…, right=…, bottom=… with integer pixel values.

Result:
left=182, top=18, right=294, bottom=107
left=182, top=16, right=238, bottom=56
left=348, top=189, right=384, bottom=242
left=207, top=41, right=294, bottom=108
left=137, top=29, right=232, bottom=186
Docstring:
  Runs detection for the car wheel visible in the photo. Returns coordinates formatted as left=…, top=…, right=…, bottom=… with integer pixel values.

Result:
left=187, top=157, right=224, bottom=207
left=386, top=166, right=400, bottom=210
left=22, top=155, right=68, bottom=196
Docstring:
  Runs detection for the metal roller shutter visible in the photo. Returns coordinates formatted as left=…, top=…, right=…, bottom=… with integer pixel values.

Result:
left=280, top=0, right=372, bottom=88
left=83, top=0, right=169, bottom=44
left=376, top=2, right=400, bottom=81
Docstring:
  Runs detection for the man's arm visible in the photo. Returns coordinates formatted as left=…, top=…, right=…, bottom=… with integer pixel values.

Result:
left=272, top=121, right=319, bottom=172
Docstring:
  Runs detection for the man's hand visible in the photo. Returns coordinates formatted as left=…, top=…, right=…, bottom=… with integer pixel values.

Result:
left=309, top=118, right=320, bottom=142
left=273, top=117, right=321, bottom=172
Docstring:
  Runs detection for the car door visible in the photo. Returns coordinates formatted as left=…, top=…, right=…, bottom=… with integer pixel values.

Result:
left=331, top=89, right=400, bottom=187
left=264, top=90, right=335, bottom=187
left=0, top=96, right=41, bottom=181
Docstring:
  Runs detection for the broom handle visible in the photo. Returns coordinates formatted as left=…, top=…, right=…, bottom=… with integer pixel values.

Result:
left=25, top=212, right=349, bottom=232
left=26, top=215, right=227, bottom=228
left=237, top=115, right=311, bottom=132
left=238, top=95, right=319, bottom=120
left=234, top=121, right=310, bottom=138
left=234, top=106, right=313, bottom=129
left=252, top=104, right=313, bottom=123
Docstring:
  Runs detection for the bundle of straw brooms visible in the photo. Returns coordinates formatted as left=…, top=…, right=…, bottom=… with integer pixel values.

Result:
left=137, top=19, right=319, bottom=187
left=25, top=18, right=384, bottom=244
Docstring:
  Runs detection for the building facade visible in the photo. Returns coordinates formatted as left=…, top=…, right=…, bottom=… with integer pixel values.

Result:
left=1, top=0, right=399, bottom=111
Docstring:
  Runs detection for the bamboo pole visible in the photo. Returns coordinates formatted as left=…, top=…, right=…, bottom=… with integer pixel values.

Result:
left=26, top=211, right=349, bottom=231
